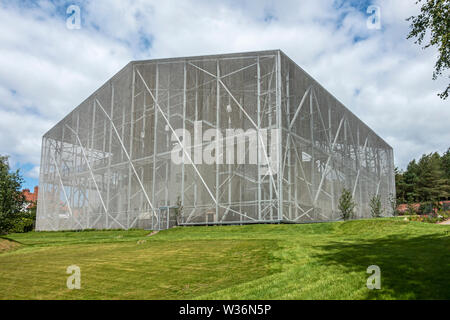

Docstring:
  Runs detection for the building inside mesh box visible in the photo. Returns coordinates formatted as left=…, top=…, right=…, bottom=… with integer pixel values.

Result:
left=36, top=50, right=395, bottom=231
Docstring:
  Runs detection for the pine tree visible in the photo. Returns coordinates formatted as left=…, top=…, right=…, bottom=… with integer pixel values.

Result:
left=416, top=153, right=443, bottom=201
left=395, top=167, right=407, bottom=203
left=441, top=148, right=450, bottom=200
left=442, top=148, right=450, bottom=179
left=403, top=160, right=420, bottom=202
left=395, top=149, right=450, bottom=204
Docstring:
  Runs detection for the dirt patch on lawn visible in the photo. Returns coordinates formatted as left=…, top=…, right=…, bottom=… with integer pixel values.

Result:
left=0, top=238, right=21, bottom=253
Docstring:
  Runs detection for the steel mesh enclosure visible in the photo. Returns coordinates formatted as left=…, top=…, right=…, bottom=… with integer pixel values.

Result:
left=36, top=50, right=395, bottom=231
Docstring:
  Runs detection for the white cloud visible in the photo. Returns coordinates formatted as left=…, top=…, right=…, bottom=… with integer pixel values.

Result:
left=0, top=0, right=448, bottom=176
left=25, top=165, right=41, bottom=179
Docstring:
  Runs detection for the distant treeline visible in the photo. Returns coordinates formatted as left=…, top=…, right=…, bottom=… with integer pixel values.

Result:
left=395, top=148, right=450, bottom=203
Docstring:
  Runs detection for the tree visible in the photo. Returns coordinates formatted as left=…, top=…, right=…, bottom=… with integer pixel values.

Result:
left=0, top=155, right=26, bottom=234
left=23, top=204, right=36, bottom=232
left=441, top=148, right=450, bottom=179
left=416, top=152, right=445, bottom=201
left=396, top=150, right=450, bottom=204
left=407, top=0, right=450, bottom=99
left=369, top=194, right=383, bottom=218
left=403, top=160, right=420, bottom=202
left=388, top=193, right=398, bottom=216
left=441, top=148, right=450, bottom=200
left=338, top=188, right=356, bottom=220
left=395, top=167, right=407, bottom=203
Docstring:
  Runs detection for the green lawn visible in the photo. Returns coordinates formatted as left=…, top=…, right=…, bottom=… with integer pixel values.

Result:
left=0, top=218, right=449, bottom=299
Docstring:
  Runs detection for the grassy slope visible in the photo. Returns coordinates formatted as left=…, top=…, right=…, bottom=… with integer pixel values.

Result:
left=0, top=238, right=21, bottom=254
left=0, top=218, right=449, bottom=300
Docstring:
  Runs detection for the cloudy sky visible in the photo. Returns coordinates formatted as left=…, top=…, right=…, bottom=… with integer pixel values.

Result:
left=0, top=0, right=449, bottom=190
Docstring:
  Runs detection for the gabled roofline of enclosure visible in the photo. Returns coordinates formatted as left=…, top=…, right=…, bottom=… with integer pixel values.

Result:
left=43, top=49, right=392, bottom=152
left=279, top=51, right=393, bottom=151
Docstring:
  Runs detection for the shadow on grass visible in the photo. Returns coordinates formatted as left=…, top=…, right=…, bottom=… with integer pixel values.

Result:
left=0, top=237, right=22, bottom=253
left=312, top=233, right=450, bottom=299
left=0, top=236, right=22, bottom=244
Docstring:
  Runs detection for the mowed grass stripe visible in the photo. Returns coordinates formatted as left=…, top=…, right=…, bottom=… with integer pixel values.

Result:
left=0, top=238, right=278, bottom=299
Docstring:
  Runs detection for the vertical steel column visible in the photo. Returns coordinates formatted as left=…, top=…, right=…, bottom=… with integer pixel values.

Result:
left=181, top=62, right=186, bottom=219
left=390, top=148, right=395, bottom=213
left=268, top=68, right=273, bottom=220
left=239, top=95, right=244, bottom=223
left=376, top=147, right=381, bottom=191
left=328, top=106, right=335, bottom=216
left=215, top=59, right=220, bottom=222
left=165, top=72, right=170, bottom=206
left=343, top=118, right=347, bottom=190
left=89, top=100, right=96, bottom=228
left=194, top=70, right=198, bottom=211
left=276, top=51, right=283, bottom=221
left=141, top=82, right=147, bottom=216
left=357, top=125, right=362, bottom=217
left=142, top=89, right=147, bottom=155
left=309, top=88, right=315, bottom=217
left=105, top=84, right=114, bottom=229
left=70, top=119, right=76, bottom=226
left=152, top=64, right=159, bottom=229
left=166, top=207, right=169, bottom=229
left=127, top=66, right=136, bottom=229
left=75, top=111, right=80, bottom=229
left=227, top=95, right=232, bottom=215
left=58, top=125, right=65, bottom=227
left=286, top=69, right=292, bottom=220
left=257, top=56, right=262, bottom=221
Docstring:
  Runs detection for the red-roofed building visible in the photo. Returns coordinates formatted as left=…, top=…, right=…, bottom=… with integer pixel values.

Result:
left=22, top=186, right=38, bottom=209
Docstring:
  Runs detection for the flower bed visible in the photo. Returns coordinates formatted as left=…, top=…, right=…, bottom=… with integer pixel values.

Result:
left=407, top=211, right=450, bottom=223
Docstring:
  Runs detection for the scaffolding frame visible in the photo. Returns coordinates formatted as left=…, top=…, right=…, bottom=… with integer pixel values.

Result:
left=36, top=50, right=395, bottom=231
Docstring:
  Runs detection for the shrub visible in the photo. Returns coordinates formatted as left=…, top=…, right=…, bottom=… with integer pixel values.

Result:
left=406, top=202, right=417, bottom=215
left=388, top=193, right=398, bottom=216
left=418, top=202, right=433, bottom=215
left=369, top=195, right=383, bottom=218
left=338, top=188, right=356, bottom=220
